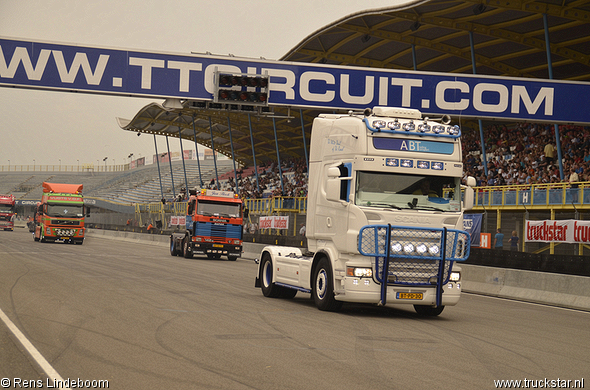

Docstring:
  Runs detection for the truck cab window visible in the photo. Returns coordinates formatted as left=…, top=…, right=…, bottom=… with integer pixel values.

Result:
left=338, top=164, right=349, bottom=201
left=196, top=200, right=240, bottom=218
left=355, top=171, right=461, bottom=211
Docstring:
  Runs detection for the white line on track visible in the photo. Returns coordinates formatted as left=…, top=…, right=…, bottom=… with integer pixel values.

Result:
left=463, top=292, right=590, bottom=314
left=0, top=307, right=66, bottom=387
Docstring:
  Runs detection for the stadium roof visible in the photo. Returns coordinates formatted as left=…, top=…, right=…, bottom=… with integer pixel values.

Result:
left=119, top=0, right=590, bottom=167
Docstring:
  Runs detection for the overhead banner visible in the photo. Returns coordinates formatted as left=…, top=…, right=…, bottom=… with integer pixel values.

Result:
left=259, top=216, right=289, bottom=230
left=2, top=37, right=590, bottom=123
left=525, top=219, right=590, bottom=243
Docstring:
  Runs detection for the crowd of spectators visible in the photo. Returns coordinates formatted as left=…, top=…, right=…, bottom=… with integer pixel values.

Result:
left=211, top=158, right=309, bottom=199
left=202, top=122, right=590, bottom=199
left=462, top=122, right=590, bottom=187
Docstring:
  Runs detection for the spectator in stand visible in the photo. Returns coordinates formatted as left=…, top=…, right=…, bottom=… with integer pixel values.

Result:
left=569, top=167, right=580, bottom=202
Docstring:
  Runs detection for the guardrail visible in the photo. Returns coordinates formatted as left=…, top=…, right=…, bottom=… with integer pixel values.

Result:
left=0, top=163, right=129, bottom=173
left=132, top=197, right=308, bottom=233
left=472, top=182, right=589, bottom=209
left=244, top=197, right=307, bottom=214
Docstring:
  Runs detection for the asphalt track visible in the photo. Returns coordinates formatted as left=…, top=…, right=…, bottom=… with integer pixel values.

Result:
left=0, top=228, right=588, bottom=389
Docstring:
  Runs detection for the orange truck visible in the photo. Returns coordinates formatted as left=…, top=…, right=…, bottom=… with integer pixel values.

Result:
left=33, top=182, right=88, bottom=244
left=0, top=194, right=16, bottom=231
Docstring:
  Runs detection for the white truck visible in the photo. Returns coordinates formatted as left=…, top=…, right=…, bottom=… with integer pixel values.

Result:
left=255, top=106, right=475, bottom=316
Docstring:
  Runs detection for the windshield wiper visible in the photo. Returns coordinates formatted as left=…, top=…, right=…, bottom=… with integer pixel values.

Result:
left=366, top=202, right=401, bottom=210
left=411, top=205, right=445, bottom=212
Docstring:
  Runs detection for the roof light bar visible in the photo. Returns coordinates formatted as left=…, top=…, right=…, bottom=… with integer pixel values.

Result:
left=363, top=117, right=461, bottom=139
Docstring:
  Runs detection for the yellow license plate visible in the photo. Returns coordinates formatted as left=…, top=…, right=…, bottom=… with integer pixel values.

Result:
left=213, top=244, right=224, bottom=248
left=397, top=292, right=423, bottom=300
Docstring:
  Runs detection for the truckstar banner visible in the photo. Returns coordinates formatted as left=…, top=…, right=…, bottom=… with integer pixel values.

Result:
left=525, top=219, right=590, bottom=243
left=2, top=37, right=590, bottom=124
left=259, top=216, right=289, bottom=230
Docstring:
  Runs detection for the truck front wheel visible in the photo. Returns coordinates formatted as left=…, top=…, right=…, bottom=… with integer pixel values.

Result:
left=414, top=305, right=445, bottom=316
left=260, top=253, right=282, bottom=298
left=170, top=237, right=178, bottom=256
left=312, top=257, right=342, bottom=312
left=183, top=237, right=193, bottom=259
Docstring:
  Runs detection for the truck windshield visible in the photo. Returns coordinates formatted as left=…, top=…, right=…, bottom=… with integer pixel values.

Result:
left=355, top=171, right=461, bottom=212
left=46, top=204, right=84, bottom=217
left=197, top=200, right=240, bottom=218
left=0, top=204, right=14, bottom=212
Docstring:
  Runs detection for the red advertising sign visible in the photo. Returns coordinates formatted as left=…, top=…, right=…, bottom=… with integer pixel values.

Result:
left=525, top=219, right=590, bottom=243
left=259, top=216, right=289, bottom=229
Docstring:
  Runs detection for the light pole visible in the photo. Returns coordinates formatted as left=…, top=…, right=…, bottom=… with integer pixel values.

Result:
left=103, top=157, right=108, bottom=171
left=7, top=160, right=9, bottom=171
left=59, top=159, right=61, bottom=171
left=33, top=159, right=35, bottom=171
left=77, top=159, right=79, bottom=171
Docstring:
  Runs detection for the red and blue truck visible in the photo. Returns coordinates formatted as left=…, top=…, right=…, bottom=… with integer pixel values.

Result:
left=0, top=194, right=16, bottom=231
left=170, top=189, right=243, bottom=261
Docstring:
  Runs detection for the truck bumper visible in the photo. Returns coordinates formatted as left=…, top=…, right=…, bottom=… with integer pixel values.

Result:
left=336, top=276, right=461, bottom=306
left=0, top=222, right=13, bottom=231
left=192, top=242, right=242, bottom=257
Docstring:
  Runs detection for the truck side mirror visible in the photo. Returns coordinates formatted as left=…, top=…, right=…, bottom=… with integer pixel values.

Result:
left=327, top=167, right=340, bottom=178
left=463, top=176, right=476, bottom=211
left=188, top=199, right=196, bottom=215
left=326, top=178, right=340, bottom=202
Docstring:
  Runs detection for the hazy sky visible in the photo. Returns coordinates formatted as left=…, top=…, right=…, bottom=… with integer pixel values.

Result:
left=0, top=0, right=411, bottom=168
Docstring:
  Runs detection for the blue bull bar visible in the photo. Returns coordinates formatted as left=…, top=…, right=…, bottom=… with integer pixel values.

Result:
left=358, top=225, right=471, bottom=307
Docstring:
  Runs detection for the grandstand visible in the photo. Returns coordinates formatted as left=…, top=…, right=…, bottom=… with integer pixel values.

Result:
left=0, top=160, right=234, bottom=204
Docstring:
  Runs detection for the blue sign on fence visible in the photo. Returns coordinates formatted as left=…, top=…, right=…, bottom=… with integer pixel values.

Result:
left=463, top=214, right=483, bottom=246
left=2, top=37, right=590, bottom=124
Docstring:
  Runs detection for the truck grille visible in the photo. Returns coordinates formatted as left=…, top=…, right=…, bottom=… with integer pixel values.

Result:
left=51, top=219, right=80, bottom=226
left=382, top=257, right=451, bottom=285
left=195, top=222, right=242, bottom=239
left=358, top=225, right=469, bottom=286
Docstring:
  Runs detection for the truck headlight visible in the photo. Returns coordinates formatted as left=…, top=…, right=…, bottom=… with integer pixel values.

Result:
left=416, top=243, right=427, bottom=254
left=346, top=267, right=373, bottom=278
left=403, top=243, right=414, bottom=253
left=450, top=272, right=461, bottom=282
left=428, top=244, right=440, bottom=255
left=391, top=242, right=402, bottom=253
